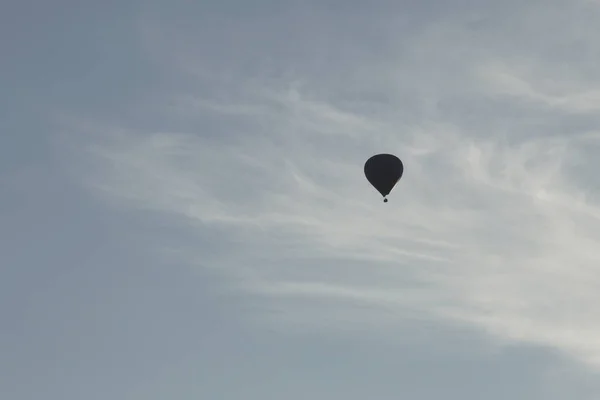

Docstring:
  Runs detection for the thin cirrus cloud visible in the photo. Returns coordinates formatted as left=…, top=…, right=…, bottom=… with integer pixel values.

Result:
left=61, top=0, right=600, bottom=372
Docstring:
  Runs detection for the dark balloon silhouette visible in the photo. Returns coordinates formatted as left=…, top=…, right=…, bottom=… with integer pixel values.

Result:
left=364, top=154, right=404, bottom=202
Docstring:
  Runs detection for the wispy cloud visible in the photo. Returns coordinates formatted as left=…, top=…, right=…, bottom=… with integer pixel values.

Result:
left=479, top=61, right=600, bottom=114
left=62, top=0, right=600, bottom=372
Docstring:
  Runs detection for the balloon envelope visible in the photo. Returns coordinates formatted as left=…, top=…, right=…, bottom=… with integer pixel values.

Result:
left=364, top=154, right=403, bottom=200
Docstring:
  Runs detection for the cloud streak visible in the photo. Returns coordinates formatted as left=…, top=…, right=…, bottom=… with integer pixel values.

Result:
left=62, top=0, right=600, bottom=372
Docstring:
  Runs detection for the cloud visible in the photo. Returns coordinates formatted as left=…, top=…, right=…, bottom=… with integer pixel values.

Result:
left=61, top=0, right=600, bottom=372
left=479, top=61, right=600, bottom=114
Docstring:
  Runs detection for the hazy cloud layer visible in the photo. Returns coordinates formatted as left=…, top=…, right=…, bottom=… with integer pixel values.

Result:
left=61, top=0, right=600, bottom=377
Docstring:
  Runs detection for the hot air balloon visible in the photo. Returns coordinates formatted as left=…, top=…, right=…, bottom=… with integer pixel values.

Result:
left=364, top=154, right=403, bottom=202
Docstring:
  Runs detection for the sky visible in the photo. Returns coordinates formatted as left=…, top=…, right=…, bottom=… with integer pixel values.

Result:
left=4, top=0, right=600, bottom=398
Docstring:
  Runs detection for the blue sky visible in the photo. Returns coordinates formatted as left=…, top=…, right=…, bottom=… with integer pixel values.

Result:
left=4, top=0, right=600, bottom=398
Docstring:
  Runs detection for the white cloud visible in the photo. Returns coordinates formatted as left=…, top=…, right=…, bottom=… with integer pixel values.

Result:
left=63, top=0, right=600, bottom=372
left=479, top=61, right=600, bottom=114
